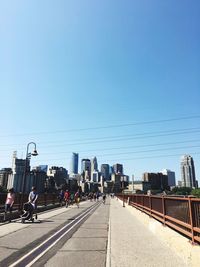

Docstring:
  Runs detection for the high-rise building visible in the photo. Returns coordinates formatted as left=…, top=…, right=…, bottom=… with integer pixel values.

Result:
left=161, top=169, right=176, bottom=187
left=47, top=166, right=68, bottom=187
left=81, top=159, right=91, bottom=172
left=70, top=153, right=79, bottom=174
left=101, top=164, right=110, bottom=181
left=113, top=163, right=123, bottom=175
left=91, top=157, right=98, bottom=172
left=0, top=168, right=12, bottom=189
left=31, top=166, right=48, bottom=193
left=7, top=152, right=31, bottom=193
left=142, top=172, right=168, bottom=190
left=91, top=171, right=99, bottom=183
left=181, top=155, right=196, bottom=188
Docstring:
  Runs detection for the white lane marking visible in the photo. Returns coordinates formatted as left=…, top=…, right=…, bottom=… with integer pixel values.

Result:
left=9, top=203, right=99, bottom=267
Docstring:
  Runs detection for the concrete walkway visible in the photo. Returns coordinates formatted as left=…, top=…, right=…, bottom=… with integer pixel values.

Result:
left=107, top=198, right=189, bottom=267
left=45, top=201, right=109, bottom=267
left=1, top=198, right=199, bottom=267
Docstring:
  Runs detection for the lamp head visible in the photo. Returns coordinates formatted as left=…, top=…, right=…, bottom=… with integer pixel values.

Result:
left=31, top=149, right=38, bottom=156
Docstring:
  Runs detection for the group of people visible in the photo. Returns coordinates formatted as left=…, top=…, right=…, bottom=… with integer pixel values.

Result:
left=4, top=186, right=38, bottom=222
left=4, top=187, right=108, bottom=222
left=58, top=189, right=80, bottom=208
left=87, top=192, right=100, bottom=201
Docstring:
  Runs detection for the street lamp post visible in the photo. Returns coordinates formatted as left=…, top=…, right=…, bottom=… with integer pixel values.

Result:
left=20, top=142, right=38, bottom=210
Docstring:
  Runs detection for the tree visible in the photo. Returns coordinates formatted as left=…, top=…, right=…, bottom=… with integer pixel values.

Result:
left=191, top=188, right=200, bottom=198
left=171, top=187, right=192, bottom=195
left=0, top=186, right=7, bottom=193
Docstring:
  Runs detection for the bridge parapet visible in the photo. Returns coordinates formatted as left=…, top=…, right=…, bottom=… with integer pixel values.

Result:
left=117, top=193, right=200, bottom=244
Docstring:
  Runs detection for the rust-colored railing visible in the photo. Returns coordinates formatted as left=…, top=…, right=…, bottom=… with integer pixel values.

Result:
left=117, top=194, right=200, bottom=244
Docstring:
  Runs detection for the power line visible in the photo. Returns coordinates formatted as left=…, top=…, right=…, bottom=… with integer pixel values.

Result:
left=36, top=145, right=200, bottom=161
left=1, top=126, right=200, bottom=148
left=0, top=128, right=200, bottom=152
left=39, top=139, right=200, bottom=155
left=32, top=151, right=200, bottom=165
left=0, top=114, right=200, bottom=138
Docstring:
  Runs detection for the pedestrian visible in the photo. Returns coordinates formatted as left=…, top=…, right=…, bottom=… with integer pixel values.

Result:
left=74, top=190, right=80, bottom=208
left=28, top=186, right=38, bottom=219
left=64, top=190, right=70, bottom=208
left=96, top=192, right=99, bottom=201
left=102, top=194, right=106, bottom=204
left=4, top=188, right=15, bottom=221
left=58, top=189, right=64, bottom=207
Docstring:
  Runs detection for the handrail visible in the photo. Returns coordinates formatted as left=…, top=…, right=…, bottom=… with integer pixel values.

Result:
left=117, top=193, right=200, bottom=244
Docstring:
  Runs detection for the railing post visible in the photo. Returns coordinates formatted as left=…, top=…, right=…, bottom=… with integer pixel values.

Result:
left=162, top=196, right=166, bottom=226
left=142, top=195, right=144, bottom=210
left=18, top=193, right=22, bottom=211
left=149, top=195, right=152, bottom=217
left=44, top=193, right=47, bottom=206
left=188, top=196, right=195, bottom=244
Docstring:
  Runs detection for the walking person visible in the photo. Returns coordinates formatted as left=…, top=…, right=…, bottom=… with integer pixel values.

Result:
left=74, top=190, right=80, bottom=208
left=58, top=189, right=64, bottom=207
left=102, top=194, right=106, bottom=204
left=64, top=190, right=70, bottom=208
left=4, top=188, right=15, bottom=222
left=28, top=186, right=38, bottom=220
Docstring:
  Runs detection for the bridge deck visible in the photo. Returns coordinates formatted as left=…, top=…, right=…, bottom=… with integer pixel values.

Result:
left=0, top=198, right=197, bottom=266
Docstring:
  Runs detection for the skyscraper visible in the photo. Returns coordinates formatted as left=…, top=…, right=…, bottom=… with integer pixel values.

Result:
left=81, top=159, right=91, bottom=173
left=101, top=164, right=110, bottom=181
left=113, top=163, right=123, bottom=175
left=91, top=157, right=98, bottom=173
left=161, top=169, right=176, bottom=187
left=81, top=159, right=91, bottom=180
left=7, top=152, right=30, bottom=193
left=70, top=153, right=79, bottom=174
left=181, top=155, right=196, bottom=188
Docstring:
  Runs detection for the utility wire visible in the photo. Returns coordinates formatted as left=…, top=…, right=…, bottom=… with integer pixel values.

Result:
left=39, top=139, right=200, bottom=155
left=32, top=151, right=200, bottom=164
left=0, top=115, right=200, bottom=137
left=36, top=145, right=200, bottom=161
left=1, top=127, right=200, bottom=152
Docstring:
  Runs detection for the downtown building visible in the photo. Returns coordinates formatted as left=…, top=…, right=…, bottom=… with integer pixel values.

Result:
left=161, top=169, right=176, bottom=188
left=7, top=152, right=31, bottom=193
left=31, top=166, right=48, bottom=193
left=70, top=153, right=79, bottom=175
left=142, top=172, right=169, bottom=191
left=47, top=166, right=68, bottom=189
left=91, top=156, right=99, bottom=181
left=180, top=155, right=197, bottom=188
left=101, top=164, right=110, bottom=181
left=0, top=168, right=12, bottom=189
left=113, top=163, right=123, bottom=175
left=81, top=159, right=91, bottom=181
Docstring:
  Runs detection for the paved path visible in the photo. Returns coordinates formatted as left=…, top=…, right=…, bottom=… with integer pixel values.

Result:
left=107, top=198, right=188, bottom=267
left=0, top=197, right=197, bottom=267
left=44, top=201, right=109, bottom=267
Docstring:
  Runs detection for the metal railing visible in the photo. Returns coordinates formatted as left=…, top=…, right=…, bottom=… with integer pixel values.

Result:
left=117, top=194, right=200, bottom=244
left=0, top=193, right=58, bottom=212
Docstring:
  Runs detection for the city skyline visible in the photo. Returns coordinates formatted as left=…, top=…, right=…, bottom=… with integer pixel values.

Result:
left=1, top=149, right=199, bottom=186
left=0, top=1, right=200, bottom=184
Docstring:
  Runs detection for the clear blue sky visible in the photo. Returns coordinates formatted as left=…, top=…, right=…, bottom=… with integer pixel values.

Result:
left=0, top=0, right=200, bottom=183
